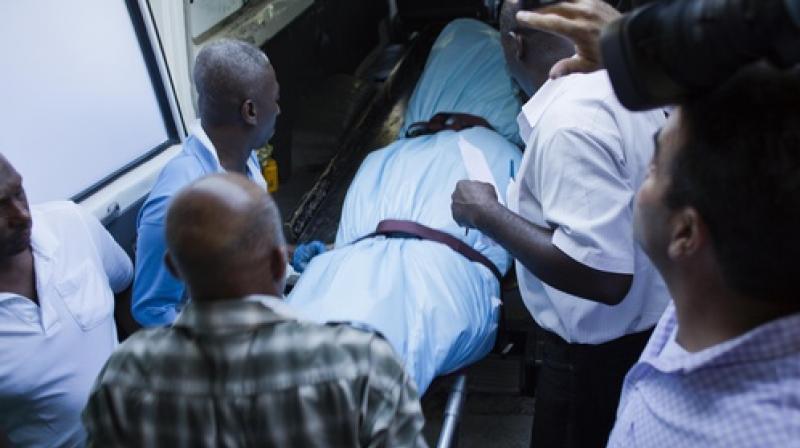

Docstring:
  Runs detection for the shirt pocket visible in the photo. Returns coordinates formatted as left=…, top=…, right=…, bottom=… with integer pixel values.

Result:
left=55, top=261, right=113, bottom=331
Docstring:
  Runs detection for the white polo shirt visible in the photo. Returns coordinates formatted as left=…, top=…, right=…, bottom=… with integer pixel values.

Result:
left=508, top=70, right=670, bottom=344
left=0, top=201, right=133, bottom=447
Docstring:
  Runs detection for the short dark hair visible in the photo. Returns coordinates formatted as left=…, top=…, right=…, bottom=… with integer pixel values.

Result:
left=666, top=64, right=800, bottom=302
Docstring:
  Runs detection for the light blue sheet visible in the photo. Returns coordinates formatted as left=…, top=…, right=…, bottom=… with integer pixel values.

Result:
left=401, top=18, right=523, bottom=144
left=287, top=19, right=523, bottom=393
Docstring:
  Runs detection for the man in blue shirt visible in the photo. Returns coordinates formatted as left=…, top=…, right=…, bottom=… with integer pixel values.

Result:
left=133, top=39, right=279, bottom=326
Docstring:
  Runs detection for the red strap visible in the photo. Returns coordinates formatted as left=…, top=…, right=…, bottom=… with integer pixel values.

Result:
left=405, top=112, right=495, bottom=138
left=356, top=219, right=503, bottom=283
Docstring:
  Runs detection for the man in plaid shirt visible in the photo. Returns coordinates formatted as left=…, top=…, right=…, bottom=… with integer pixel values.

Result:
left=82, top=173, right=427, bottom=447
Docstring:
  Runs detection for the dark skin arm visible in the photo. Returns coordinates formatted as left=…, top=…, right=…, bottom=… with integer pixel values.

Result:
left=452, top=180, right=631, bottom=305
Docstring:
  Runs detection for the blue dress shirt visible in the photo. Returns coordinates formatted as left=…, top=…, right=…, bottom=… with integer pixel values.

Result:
left=132, top=125, right=266, bottom=326
left=608, top=303, right=800, bottom=447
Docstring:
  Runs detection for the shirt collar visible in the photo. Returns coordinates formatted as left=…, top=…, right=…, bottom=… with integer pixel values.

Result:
left=0, top=210, right=61, bottom=332
left=173, top=295, right=296, bottom=334
left=29, top=208, right=58, bottom=263
left=516, top=75, right=569, bottom=144
left=642, top=304, right=800, bottom=374
left=189, top=120, right=268, bottom=190
left=191, top=120, right=221, bottom=165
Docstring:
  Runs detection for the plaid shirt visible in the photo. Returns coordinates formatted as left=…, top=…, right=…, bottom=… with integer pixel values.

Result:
left=83, top=296, right=427, bottom=447
left=608, top=303, right=800, bottom=447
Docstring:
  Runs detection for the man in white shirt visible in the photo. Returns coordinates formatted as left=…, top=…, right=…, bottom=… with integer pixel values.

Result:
left=450, top=1, right=669, bottom=446
left=0, top=154, right=133, bottom=447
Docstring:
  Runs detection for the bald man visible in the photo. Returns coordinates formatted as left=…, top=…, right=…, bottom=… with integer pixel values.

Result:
left=84, top=173, right=426, bottom=447
left=0, top=154, right=133, bottom=447
left=133, top=39, right=280, bottom=327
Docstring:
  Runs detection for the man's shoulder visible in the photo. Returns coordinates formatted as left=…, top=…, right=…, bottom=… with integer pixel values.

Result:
left=138, top=143, right=207, bottom=224
left=285, top=321, right=402, bottom=365
left=150, top=147, right=207, bottom=196
left=530, top=72, right=663, bottom=156
left=31, top=201, right=91, bottom=238
left=104, top=327, right=176, bottom=359
left=560, top=70, right=615, bottom=95
left=95, top=327, right=179, bottom=381
left=32, top=200, right=83, bottom=220
left=538, top=72, right=617, bottom=124
left=280, top=321, right=409, bottom=389
left=98, top=321, right=408, bottom=392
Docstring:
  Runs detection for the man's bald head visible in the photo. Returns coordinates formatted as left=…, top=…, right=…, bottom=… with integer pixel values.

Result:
left=500, top=0, right=574, bottom=96
left=165, top=173, right=286, bottom=301
left=193, top=39, right=279, bottom=133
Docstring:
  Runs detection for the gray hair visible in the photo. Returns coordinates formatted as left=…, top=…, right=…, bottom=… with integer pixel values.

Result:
left=193, top=39, right=272, bottom=125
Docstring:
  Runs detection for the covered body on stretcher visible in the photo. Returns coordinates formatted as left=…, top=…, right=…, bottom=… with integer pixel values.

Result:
left=287, top=19, right=523, bottom=393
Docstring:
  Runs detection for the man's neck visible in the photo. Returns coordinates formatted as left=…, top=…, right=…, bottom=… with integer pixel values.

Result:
left=518, top=67, right=551, bottom=100
left=668, top=269, right=800, bottom=352
left=528, top=68, right=551, bottom=96
left=0, top=249, right=37, bottom=303
left=523, top=45, right=575, bottom=98
left=188, top=281, right=282, bottom=303
left=202, top=123, right=252, bottom=175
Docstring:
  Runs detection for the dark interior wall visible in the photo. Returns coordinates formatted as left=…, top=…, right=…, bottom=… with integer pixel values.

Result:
left=262, top=0, right=389, bottom=182
left=396, top=0, right=496, bottom=31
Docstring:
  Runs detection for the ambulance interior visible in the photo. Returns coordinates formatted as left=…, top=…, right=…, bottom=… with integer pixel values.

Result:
left=2, top=1, right=538, bottom=445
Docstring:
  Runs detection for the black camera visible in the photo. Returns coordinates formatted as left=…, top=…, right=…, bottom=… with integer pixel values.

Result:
left=601, top=0, right=800, bottom=110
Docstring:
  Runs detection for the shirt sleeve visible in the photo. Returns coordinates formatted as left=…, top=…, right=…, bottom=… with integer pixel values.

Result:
left=537, top=127, right=636, bottom=274
left=132, top=194, right=183, bottom=327
left=78, top=205, right=134, bottom=293
left=363, top=338, right=428, bottom=448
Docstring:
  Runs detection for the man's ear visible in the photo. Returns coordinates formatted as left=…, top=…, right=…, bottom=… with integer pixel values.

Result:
left=667, top=208, right=706, bottom=260
left=270, top=246, right=287, bottom=283
left=241, top=99, right=258, bottom=126
left=164, top=252, right=182, bottom=280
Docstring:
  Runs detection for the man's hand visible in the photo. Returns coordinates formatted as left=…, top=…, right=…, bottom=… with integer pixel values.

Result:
left=451, top=180, right=500, bottom=229
left=517, top=0, right=620, bottom=78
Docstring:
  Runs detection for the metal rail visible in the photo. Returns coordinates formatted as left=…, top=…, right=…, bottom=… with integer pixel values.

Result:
left=436, top=374, right=468, bottom=448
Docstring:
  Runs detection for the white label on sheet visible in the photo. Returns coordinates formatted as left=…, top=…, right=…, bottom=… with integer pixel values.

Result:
left=458, top=136, right=502, bottom=250
left=458, top=136, right=505, bottom=205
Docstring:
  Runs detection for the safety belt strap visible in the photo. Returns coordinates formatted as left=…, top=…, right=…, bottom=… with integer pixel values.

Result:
left=405, top=112, right=495, bottom=138
left=356, top=219, right=503, bottom=283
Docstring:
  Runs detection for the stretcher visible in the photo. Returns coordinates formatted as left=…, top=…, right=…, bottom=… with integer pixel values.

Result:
left=288, top=18, right=523, bottom=396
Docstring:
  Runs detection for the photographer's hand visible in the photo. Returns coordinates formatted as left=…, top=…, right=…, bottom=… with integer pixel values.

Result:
left=517, top=0, right=620, bottom=78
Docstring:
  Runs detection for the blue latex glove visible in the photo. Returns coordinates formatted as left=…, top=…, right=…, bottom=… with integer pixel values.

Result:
left=292, top=241, right=327, bottom=273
